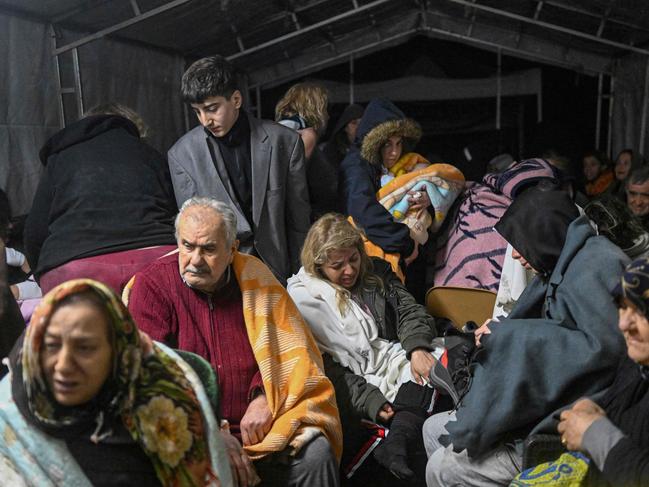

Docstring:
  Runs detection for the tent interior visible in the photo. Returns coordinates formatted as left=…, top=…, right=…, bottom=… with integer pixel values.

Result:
left=2, top=0, right=649, bottom=216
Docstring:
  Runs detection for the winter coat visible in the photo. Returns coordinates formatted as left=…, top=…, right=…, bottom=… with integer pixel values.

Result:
left=297, top=257, right=437, bottom=422
left=446, top=216, right=628, bottom=457
left=311, top=104, right=364, bottom=221
left=340, top=99, right=421, bottom=257
left=23, top=115, right=177, bottom=278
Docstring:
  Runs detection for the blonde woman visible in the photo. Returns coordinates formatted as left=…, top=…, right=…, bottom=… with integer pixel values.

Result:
left=275, top=82, right=328, bottom=160
left=287, top=214, right=456, bottom=481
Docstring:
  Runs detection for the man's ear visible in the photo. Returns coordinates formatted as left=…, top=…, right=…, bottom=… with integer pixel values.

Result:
left=231, top=90, right=243, bottom=110
left=230, top=240, right=239, bottom=261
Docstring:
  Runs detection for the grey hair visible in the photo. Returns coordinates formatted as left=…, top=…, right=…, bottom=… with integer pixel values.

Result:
left=627, top=165, right=649, bottom=188
left=174, top=197, right=238, bottom=247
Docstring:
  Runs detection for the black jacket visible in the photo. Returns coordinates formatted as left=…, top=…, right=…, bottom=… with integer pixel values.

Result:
left=324, top=258, right=437, bottom=422
left=24, top=115, right=177, bottom=278
left=586, top=357, right=649, bottom=487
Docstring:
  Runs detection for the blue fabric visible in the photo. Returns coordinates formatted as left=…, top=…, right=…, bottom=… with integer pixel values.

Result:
left=446, top=216, right=629, bottom=457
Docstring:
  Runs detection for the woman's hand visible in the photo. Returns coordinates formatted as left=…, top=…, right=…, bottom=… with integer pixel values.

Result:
left=220, top=427, right=261, bottom=487
left=410, top=348, right=436, bottom=385
left=377, top=402, right=395, bottom=424
left=474, top=319, right=492, bottom=347
left=407, top=190, right=432, bottom=213
left=557, top=398, right=606, bottom=451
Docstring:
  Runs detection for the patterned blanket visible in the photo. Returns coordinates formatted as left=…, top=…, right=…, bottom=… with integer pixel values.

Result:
left=433, top=158, right=558, bottom=291
left=232, top=252, right=343, bottom=461
left=378, top=162, right=465, bottom=245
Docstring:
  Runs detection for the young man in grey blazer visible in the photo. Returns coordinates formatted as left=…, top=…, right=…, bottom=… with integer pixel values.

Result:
left=168, top=55, right=311, bottom=284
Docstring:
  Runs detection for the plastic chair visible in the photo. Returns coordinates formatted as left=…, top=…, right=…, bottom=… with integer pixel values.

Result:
left=425, top=286, right=497, bottom=330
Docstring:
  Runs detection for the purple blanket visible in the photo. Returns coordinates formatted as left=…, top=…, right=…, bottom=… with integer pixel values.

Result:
left=433, top=159, right=558, bottom=291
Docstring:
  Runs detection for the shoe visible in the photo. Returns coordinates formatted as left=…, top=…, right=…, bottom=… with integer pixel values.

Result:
left=373, top=410, right=424, bottom=480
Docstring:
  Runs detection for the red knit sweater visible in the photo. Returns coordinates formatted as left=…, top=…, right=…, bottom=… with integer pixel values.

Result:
left=128, top=254, right=263, bottom=438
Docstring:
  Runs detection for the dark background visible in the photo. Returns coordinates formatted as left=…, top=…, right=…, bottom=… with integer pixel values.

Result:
left=261, top=35, right=599, bottom=182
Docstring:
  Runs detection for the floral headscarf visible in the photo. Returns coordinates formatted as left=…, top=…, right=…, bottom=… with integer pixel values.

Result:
left=616, top=257, right=649, bottom=318
left=20, top=279, right=217, bottom=486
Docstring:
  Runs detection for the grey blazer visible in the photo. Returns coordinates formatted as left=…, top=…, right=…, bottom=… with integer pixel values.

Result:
left=167, top=114, right=311, bottom=284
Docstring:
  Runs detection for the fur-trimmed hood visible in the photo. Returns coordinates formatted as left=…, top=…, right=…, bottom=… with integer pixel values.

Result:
left=357, top=98, right=421, bottom=166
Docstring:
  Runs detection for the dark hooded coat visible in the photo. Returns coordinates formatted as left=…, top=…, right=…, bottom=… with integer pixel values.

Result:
left=445, top=187, right=629, bottom=457
left=310, top=104, right=364, bottom=221
left=24, top=115, right=177, bottom=278
left=339, top=98, right=420, bottom=256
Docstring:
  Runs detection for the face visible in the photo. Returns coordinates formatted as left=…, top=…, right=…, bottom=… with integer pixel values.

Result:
left=321, top=247, right=361, bottom=290
left=345, top=118, right=361, bottom=144
left=381, top=135, right=403, bottom=169
left=583, top=156, right=603, bottom=182
left=627, top=180, right=649, bottom=217
left=615, top=152, right=632, bottom=181
left=177, top=207, right=237, bottom=293
left=512, top=248, right=537, bottom=273
left=190, top=92, right=242, bottom=138
left=41, top=302, right=113, bottom=407
left=618, top=297, right=649, bottom=366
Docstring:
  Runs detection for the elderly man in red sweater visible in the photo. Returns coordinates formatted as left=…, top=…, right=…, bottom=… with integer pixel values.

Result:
left=128, top=197, right=341, bottom=487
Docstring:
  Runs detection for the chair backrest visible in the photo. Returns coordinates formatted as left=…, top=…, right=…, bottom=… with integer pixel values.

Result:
left=426, top=286, right=497, bottom=330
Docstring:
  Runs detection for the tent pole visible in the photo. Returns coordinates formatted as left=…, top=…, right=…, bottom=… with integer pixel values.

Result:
left=607, top=75, right=615, bottom=157
left=496, top=49, right=501, bottom=130
left=596, top=73, right=603, bottom=150
left=50, top=24, right=65, bottom=128
left=349, top=54, right=355, bottom=105
left=72, top=48, right=84, bottom=118
left=640, top=59, right=649, bottom=155
left=256, top=85, right=262, bottom=119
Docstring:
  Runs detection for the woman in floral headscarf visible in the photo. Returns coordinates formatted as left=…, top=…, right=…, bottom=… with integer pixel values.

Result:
left=0, top=279, right=232, bottom=487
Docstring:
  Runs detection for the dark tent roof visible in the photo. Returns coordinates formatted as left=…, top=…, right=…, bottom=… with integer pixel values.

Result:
left=2, top=0, right=649, bottom=87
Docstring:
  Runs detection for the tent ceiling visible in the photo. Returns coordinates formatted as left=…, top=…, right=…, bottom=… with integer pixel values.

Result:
left=2, top=0, right=649, bottom=84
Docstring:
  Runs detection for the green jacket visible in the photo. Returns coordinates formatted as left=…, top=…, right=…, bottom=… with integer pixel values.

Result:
left=324, top=258, right=437, bottom=422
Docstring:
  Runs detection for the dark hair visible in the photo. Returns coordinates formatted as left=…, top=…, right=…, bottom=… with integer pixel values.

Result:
left=628, top=165, right=649, bottom=187
left=181, top=56, right=240, bottom=104
left=583, top=149, right=612, bottom=169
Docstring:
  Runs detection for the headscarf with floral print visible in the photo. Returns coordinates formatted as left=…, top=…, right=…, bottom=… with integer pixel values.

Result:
left=20, top=279, right=217, bottom=486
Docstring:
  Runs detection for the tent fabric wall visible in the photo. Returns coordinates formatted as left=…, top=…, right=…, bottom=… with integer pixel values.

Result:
left=612, top=54, right=649, bottom=158
left=0, top=18, right=186, bottom=218
left=0, top=13, right=59, bottom=217
left=65, top=29, right=186, bottom=153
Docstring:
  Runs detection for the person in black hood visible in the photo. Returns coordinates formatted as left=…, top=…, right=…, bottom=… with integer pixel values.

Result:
left=494, top=180, right=580, bottom=277
left=23, top=103, right=178, bottom=294
left=339, top=99, right=419, bottom=271
left=308, top=104, right=364, bottom=221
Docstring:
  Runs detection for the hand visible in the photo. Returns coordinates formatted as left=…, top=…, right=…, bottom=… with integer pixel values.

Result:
left=240, top=394, right=273, bottom=447
left=410, top=348, right=436, bottom=385
left=557, top=400, right=606, bottom=452
left=407, top=190, right=432, bottom=213
left=404, top=242, right=419, bottom=266
left=220, top=428, right=261, bottom=487
left=377, top=402, right=395, bottom=424
left=474, top=319, right=492, bottom=347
